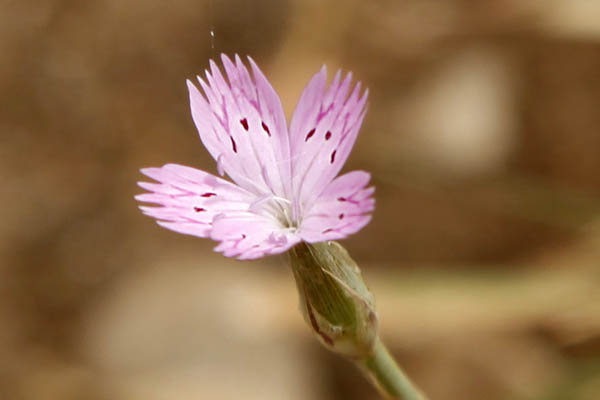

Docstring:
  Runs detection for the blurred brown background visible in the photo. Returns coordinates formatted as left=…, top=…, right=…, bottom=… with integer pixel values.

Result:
left=2, top=0, right=600, bottom=399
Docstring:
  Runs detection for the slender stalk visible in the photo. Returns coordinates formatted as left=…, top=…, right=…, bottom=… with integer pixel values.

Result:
left=357, top=337, right=427, bottom=400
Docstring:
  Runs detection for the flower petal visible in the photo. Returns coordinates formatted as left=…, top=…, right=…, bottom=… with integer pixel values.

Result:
left=187, top=54, right=292, bottom=199
left=136, top=164, right=255, bottom=238
left=210, top=213, right=301, bottom=259
left=289, top=67, right=369, bottom=214
left=298, top=170, right=374, bottom=242
left=136, top=164, right=300, bottom=258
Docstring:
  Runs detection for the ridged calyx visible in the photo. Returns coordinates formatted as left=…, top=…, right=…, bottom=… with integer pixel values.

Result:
left=288, top=241, right=378, bottom=358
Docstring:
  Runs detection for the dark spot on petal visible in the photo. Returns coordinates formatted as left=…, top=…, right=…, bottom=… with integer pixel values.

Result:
left=305, top=128, right=316, bottom=141
left=330, top=150, right=337, bottom=163
left=261, top=121, right=271, bottom=136
left=194, top=207, right=206, bottom=212
left=241, top=234, right=246, bottom=239
left=240, top=118, right=249, bottom=131
left=322, top=228, right=334, bottom=234
left=325, top=131, right=332, bottom=140
left=337, top=197, right=347, bottom=202
left=230, top=137, right=237, bottom=153
left=338, top=213, right=344, bottom=220
left=201, top=192, right=216, bottom=197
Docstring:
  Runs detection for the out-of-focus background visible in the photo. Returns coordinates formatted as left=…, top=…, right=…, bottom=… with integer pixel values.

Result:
left=2, top=0, right=600, bottom=399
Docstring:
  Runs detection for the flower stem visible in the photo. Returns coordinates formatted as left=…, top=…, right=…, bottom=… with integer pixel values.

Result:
left=357, top=337, right=427, bottom=400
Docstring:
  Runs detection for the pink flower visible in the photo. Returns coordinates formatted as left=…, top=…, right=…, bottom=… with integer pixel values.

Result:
left=136, top=54, right=374, bottom=259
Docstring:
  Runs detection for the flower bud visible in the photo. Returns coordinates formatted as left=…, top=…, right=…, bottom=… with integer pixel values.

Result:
left=288, top=241, right=378, bottom=358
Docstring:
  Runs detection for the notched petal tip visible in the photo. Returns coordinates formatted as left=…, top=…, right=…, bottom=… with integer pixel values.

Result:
left=247, top=56, right=267, bottom=83
left=134, top=192, right=162, bottom=203
left=362, top=87, right=369, bottom=99
left=186, top=78, right=199, bottom=94
left=247, top=55, right=258, bottom=69
left=139, top=167, right=163, bottom=181
left=343, top=70, right=353, bottom=83
left=220, top=53, right=234, bottom=66
left=234, top=53, right=243, bottom=64
left=208, top=58, right=219, bottom=72
left=136, top=181, right=163, bottom=193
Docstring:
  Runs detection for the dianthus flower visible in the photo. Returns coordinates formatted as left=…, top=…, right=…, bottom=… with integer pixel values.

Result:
left=136, top=54, right=374, bottom=259
left=135, top=55, right=429, bottom=399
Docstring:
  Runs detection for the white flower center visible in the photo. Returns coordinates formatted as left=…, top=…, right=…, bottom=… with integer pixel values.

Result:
left=249, top=194, right=296, bottom=229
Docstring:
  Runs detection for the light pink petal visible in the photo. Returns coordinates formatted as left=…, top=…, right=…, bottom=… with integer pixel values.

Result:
left=136, top=164, right=255, bottom=238
left=187, top=54, right=291, bottom=198
left=289, top=67, right=369, bottom=213
left=210, top=213, right=301, bottom=259
left=298, top=170, right=374, bottom=242
left=136, top=164, right=301, bottom=258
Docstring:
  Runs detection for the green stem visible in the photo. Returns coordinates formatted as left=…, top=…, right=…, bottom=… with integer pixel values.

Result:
left=357, top=337, right=427, bottom=400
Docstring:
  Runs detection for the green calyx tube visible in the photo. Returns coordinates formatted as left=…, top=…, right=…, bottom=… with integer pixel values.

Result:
left=288, top=241, right=378, bottom=358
